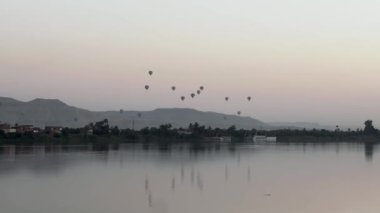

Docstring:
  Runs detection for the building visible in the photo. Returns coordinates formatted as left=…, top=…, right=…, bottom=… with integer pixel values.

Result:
left=14, top=125, right=34, bottom=134
left=0, top=123, right=11, bottom=133
left=33, top=127, right=42, bottom=134
left=45, top=126, right=63, bottom=135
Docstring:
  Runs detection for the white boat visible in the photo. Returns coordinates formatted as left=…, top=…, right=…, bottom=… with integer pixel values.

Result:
left=253, top=135, right=277, bottom=143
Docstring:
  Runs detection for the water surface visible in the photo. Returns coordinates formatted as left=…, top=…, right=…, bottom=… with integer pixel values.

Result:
left=1, top=143, right=380, bottom=213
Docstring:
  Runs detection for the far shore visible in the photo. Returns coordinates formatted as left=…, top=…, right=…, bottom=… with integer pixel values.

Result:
left=1, top=120, right=379, bottom=145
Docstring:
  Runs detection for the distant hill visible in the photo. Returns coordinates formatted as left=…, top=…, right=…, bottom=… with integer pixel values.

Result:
left=268, top=122, right=333, bottom=130
left=0, top=97, right=268, bottom=129
left=268, top=122, right=362, bottom=131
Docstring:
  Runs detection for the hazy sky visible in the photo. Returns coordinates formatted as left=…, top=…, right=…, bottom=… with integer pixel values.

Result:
left=1, top=0, right=380, bottom=127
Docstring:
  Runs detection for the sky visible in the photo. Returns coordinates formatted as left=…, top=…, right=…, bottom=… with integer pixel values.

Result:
left=1, top=0, right=380, bottom=127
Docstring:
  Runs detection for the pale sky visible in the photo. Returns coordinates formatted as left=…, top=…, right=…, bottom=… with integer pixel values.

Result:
left=1, top=0, right=380, bottom=127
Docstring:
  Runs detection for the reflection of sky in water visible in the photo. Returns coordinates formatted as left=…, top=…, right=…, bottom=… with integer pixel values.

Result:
left=0, top=143, right=380, bottom=213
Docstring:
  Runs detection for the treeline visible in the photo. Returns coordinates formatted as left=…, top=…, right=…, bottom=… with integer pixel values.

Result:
left=0, top=120, right=379, bottom=144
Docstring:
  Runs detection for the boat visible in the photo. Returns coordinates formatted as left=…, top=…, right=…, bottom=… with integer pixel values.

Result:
left=253, top=135, right=277, bottom=143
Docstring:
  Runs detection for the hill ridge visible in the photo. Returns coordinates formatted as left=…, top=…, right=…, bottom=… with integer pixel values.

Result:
left=0, top=97, right=268, bottom=129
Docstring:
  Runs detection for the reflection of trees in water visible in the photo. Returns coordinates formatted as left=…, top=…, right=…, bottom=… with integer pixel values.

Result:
left=143, top=143, right=150, bottom=151
left=190, top=167, right=195, bottom=185
left=335, top=143, right=340, bottom=155
left=0, top=144, right=258, bottom=184
left=225, top=165, right=229, bottom=182
left=0, top=144, right=269, bottom=211
left=197, top=170, right=203, bottom=191
left=181, top=165, right=185, bottom=183
left=145, top=175, right=149, bottom=194
left=0, top=145, right=113, bottom=176
left=158, top=142, right=171, bottom=152
left=172, top=176, right=176, bottom=191
left=247, top=166, right=251, bottom=182
left=0, top=144, right=252, bottom=178
left=365, top=143, right=374, bottom=162
left=148, top=192, right=152, bottom=207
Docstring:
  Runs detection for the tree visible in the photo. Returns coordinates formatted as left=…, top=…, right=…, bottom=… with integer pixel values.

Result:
left=364, top=120, right=377, bottom=135
left=111, top=126, right=120, bottom=135
left=93, top=119, right=110, bottom=135
left=227, top=125, right=236, bottom=135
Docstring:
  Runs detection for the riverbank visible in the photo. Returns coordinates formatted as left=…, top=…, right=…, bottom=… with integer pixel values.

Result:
left=1, top=133, right=379, bottom=145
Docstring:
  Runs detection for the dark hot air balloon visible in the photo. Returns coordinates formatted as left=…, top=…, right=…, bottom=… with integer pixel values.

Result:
left=120, top=109, right=124, bottom=114
left=247, top=96, right=252, bottom=101
left=197, top=90, right=201, bottom=95
left=191, top=93, right=195, bottom=98
left=148, top=71, right=153, bottom=76
left=145, top=85, right=149, bottom=90
left=181, top=96, right=185, bottom=101
left=200, top=86, right=204, bottom=91
left=225, top=97, right=229, bottom=101
left=172, top=86, right=176, bottom=91
left=237, top=111, right=241, bottom=115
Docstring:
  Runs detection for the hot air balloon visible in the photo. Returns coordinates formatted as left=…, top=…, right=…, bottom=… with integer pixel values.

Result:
left=172, top=86, right=176, bottom=91
left=200, top=86, right=204, bottom=91
left=148, top=71, right=153, bottom=76
left=197, top=90, right=201, bottom=95
left=247, top=96, right=252, bottom=101
left=120, top=109, right=124, bottom=114
left=181, top=96, right=185, bottom=101
left=237, top=111, right=241, bottom=115
left=225, top=97, right=229, bottom=101
left=145, top=85, right=149, bottom=90
left=191, top=93, right=195, bottom=98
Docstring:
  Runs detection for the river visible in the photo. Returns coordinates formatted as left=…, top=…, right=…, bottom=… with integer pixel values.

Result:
left=0, top=143, right=379, bottom=213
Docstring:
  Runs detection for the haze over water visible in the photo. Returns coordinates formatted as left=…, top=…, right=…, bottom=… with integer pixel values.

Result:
left=1, top=143, right=380, bottom=213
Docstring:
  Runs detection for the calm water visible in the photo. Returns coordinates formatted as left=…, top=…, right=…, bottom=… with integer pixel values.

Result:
left=1, top=143, right=380, bottom=213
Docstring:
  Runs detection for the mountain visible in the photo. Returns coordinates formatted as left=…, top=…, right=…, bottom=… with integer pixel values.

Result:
left=0, top=97, right=268, bottom=129
left=268, top=122, right=333, bottom=130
